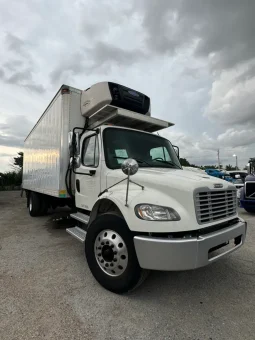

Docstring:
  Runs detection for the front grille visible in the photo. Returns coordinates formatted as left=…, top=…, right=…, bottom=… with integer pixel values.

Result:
left=245, top=182, right=255, bottom=199
left=195, top=190, right=237, bottom=224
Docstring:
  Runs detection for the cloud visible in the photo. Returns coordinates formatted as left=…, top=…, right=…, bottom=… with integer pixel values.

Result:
left=0, top=135, right=24, bottom=148
left=5, top=33, right=28, bottom=57
left=0, top=0, right=254, bottom=171
left=3, top=60, right=24, bottom=71
left=50, top=42, right=145, bottom=85
left=136, top=0, right=255, bottom=131
left=0, top=152, right=16, bottom=157
left=7, top=69, right=32, bottom=84
left=139, top=0, right=255, bottom=70
left=0, top=69, right=5, bottom=79
left=0, top=114, right=34, bottom=147
left=49, top=52, right=85, bottom=85
left=160, top=128, right=255, bottom=167
left=0, top=146, right=21, bottom=172
left=204, top=62, right=255, bottom=126
left=217, top=129, right=255, bottom=148
left=86, top=42, right=146, bottom=69
left=0, top=33, right=45, bottom=93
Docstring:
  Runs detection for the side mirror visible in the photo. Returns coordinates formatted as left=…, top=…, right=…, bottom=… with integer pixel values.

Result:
left=69, top=156, right=81, bottom=169
left=68, top=131, right=73, bottom=154
left=74, top=132, right=80, bottom=156
left=74, top=156, right=81, bottom=168
left=121, top=159, right=139, bottom=176
left=68, top=131, right=80, bottom=156
left=173, top=145, right=179, bottom=158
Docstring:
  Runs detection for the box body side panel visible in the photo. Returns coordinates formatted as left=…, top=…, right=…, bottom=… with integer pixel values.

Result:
left=23, top=93, right=66, bottom=197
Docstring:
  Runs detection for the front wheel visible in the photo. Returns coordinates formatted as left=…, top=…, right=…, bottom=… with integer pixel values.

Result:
left=85, top=214, right=148, bottom=293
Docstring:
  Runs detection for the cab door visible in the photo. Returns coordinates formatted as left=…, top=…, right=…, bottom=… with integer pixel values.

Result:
left=75, top=132, right=101, bottom=211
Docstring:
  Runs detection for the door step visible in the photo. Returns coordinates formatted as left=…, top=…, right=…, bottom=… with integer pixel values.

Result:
left=70, top=212, right=90, bottom=224
left=66, top=226, right=86, bottom=243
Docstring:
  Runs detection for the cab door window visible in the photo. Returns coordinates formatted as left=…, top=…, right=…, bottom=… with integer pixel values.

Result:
left=82, top=135, right=99, bottom=167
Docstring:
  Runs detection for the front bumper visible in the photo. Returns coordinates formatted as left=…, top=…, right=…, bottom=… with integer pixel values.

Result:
left=133, top=220, right=247, bottom=271
left=240, top=199, right=255, bottom=209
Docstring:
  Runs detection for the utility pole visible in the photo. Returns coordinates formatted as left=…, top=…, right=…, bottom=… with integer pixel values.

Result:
left=233, top=154, right=238, bottom=170
left=217, top=149, right=220, bottom=169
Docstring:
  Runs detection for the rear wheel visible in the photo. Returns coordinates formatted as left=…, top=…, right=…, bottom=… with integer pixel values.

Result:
left=85, top=214, right=149, bottom=293
left=39, top=197, right=48, bottom=215
left=29, top=192, right=42, bottom=217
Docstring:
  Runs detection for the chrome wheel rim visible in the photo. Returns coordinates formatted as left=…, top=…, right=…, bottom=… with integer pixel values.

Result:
left=94, top=229, right=128, bottom=277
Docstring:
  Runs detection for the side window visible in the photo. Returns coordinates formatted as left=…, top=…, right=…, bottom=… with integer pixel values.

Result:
left=150, top=147, right=170, bottom=161
left=82, top=135, right=99, bottom=167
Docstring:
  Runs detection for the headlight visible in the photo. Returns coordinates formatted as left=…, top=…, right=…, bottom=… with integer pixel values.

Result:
left=135, top=204, right=180, bottom=221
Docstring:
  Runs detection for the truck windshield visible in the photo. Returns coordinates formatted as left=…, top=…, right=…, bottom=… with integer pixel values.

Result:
left=103, top=128, right=182, bottom=169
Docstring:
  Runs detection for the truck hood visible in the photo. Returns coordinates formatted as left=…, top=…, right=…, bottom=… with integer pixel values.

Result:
left=105, top=167, right=236, bottom=233
left=106, top=168, right=234, bottom=192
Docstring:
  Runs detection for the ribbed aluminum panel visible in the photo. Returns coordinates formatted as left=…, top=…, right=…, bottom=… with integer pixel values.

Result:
left=23, top=86, right=83, bottom=198
left=195, top=190, right=237, bottom=224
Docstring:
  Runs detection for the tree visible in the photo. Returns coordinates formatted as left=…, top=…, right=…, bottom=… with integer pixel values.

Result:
left=203, top=165, right=217, bottom=169
left=0, top=171, right=22, bottom=188
left=179, top=158, right=190, bottom=166
left=0, top=152, right=23, bottom=190
left=225, top=164, right=239, bottom=171
left=13, top=152, right=23, bottom=170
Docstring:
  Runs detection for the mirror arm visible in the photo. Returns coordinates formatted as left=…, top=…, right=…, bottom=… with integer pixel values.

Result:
left=98, top=178, right=128, bottom=197
left=125, top=169, right=130, bottom=207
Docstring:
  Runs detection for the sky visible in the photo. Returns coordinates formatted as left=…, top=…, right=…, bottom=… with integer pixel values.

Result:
left=0, top=0, right=255, bottom=172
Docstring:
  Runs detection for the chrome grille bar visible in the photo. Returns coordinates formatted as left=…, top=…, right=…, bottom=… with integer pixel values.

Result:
left=195, top=190, right=237, bottom=224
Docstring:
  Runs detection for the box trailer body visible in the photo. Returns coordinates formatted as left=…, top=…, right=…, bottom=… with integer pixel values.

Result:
left=22, top=82, right=247, bottom=294
left=23, top=86, right=83, bottom=198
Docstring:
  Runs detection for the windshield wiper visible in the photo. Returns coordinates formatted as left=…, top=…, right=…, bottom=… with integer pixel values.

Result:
left=152, top=158, right=182, bottom=169
left=113, top=156, right=151, bottom=166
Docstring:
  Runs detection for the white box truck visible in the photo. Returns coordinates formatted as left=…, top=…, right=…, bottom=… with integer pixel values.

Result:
left=23, top=82, right=247, bottom=293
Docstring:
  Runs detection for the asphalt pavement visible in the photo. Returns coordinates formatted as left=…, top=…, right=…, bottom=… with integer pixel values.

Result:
left=0, top=191, right=254, bottom=340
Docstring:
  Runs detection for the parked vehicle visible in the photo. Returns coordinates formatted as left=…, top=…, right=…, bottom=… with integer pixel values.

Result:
left=227, top=171, right=247, bottom=190
left=240, top=160, right=255, bottom=213
left=205, top=169, right=234, bottom=183
left=22, top=82, right=247, bottom=293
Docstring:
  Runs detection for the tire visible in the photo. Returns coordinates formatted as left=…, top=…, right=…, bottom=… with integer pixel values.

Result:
left=244, top=207, right=255, bottom=213
left=85, top=214, right=149, bottom=294
left=40, top=197, right=48, bottom=216
left=29, top=192, right=42, bottom=217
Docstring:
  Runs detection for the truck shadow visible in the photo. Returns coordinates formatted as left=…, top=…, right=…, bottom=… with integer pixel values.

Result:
left=128, top=254, right=255, bottom=302
left=43, top=207, right=76, bottom=235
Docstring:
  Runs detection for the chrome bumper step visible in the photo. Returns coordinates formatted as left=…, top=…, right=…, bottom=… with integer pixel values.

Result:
left=66, top=226, right=86, bottom=243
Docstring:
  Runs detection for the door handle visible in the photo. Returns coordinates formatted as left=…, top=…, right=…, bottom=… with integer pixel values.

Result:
left=89, top=170, right=96, bottom=176
left=76, top=179, right=80, bottom=193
